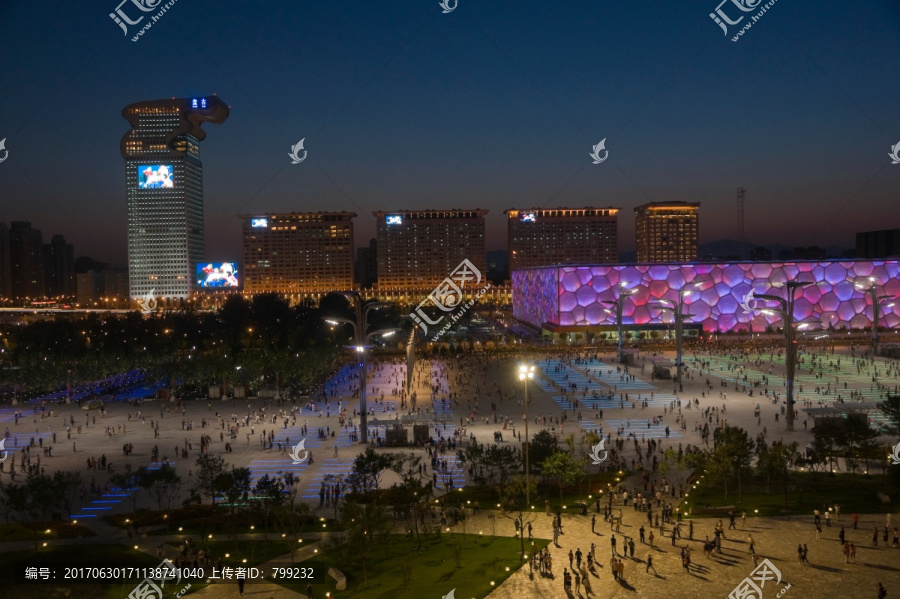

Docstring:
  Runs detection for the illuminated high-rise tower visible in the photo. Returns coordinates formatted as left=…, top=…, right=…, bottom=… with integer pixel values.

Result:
left=121, top=96, right=229, bottom=301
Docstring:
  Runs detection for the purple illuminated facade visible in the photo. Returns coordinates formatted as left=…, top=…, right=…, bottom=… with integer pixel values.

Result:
left=512, top=261, right=900, bottom=333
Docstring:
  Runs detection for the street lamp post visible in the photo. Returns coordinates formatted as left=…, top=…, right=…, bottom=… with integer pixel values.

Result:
left=652, top=286, right=697, bottom=385
left=326, top=294, right=393, bottom=444
left=602, top=284, right=636, bottom=364
left=855, top=278, right=894, bottom=359
left=518, top=364, right=535, bottom=506
left=757, top=281, right=812, bottom=432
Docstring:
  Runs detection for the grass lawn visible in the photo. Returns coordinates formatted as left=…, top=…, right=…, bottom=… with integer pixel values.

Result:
left=0, top=521, right=95, bottom=542
left=0, top=544, right=199, bottom=599
left=439, top=470, right=630, bottom=516
left=165, top=538, right=308, bottom=566
left=278, top=533, right=549, bottom=599
left=682, top=471, right=900, bottom=518
left=103, top=504, right=339, bottom=536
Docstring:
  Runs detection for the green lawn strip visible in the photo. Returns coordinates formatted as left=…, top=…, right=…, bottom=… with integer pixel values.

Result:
left=0, top=543, right=204, bottom=599
left=163, top=538, right=307, bottom=567
left=272, top=534, right=549, bottom=598
left=103, top=505, right=340, bottom=535
left=682, top=471, right=900, bottom=518
left=436, top=471, right=629, bottom=516
left=0, top=521, right=95, bottom=542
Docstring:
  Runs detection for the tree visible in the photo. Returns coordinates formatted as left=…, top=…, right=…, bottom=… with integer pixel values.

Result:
left=110, top=465, right=143, bottom=516
left=140, top=464, right=182, bottom=516
left=756, top=441, right=799, bottom=505
left=879, top=395, right=900, bottom=437
left=498, top=475, right=539, bottom=562
left=457, top=443, right=487, bottom=487
left=348, top=448, right=395, bottom=494
left=195, top=454, right=227, bottom=505
left=714, top=426, right=755, bottom=502
left=540, top=451, right=583, bottom=510
left=253, top=474, right=286, bottom=541
left=339, top=498, right=393, bottom=588
left=483, top=445, right=521, bottom=491
left=658, top=448, right=703, bottom=498
left=274, top=487, right=312, bottom=564
left=52, top=471, right=83, bottom=518
left=528, top=430, right=560, bottom=473
left=388, top=453, right=432, bottom=550
left=843, top=413, right=880, bottom=473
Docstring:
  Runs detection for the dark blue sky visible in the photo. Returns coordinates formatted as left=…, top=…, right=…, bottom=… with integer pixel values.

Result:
left=1, top=0, right=899, bottom=267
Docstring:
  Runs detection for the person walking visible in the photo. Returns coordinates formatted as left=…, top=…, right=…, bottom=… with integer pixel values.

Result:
left=306, top=581, right=314, bottom=598
left=611, top=534, right=617, bottom=556
left=878, top=582, right=887, bottom=599
left=616, top=559, right=625, bottom=582
left=592, top=514, right=596, bottom=534
left=874, top=526, right=879, bottom=546
left=815, top=522, right=822, bottom=539
left=748, top=534, right=755, bottom=554
left=576, top=547, right=583, bottom=569
left=802, top=543, right=810, bottom=564
left=628, top=537, right=635, bottom=558
left=611, top=557, right=618, bottom=580
left=646, top=553, right=657, bottom=574
left=839, top=526, right=846, bottom=545
left=569, top=549, right=574, bottom=569
left=850, top=542, right=857, bottom=562
left=574, top=570, right=581, bottom=595
left=843, top=542, right=851, bottom=563
left=639, top=525, right=646, bottom=543
left=797, top=544, right=804, bottom=563
left=852, top=513, right=859, bottom=529
left=649, top=531, right=655, bottom=548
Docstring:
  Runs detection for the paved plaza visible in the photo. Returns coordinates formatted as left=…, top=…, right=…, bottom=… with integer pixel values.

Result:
left=1, top=343, right=899, bottom=598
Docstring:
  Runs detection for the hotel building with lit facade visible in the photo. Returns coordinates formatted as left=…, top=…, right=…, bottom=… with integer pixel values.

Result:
left=634, top=201, right=700, bottom=263
left=240, top=212, right=356, bottom=299
left=373, top=209, right=491, bottom=303
left=121, top=96, right=229, bottom=301
left=505, top=207, right=619, bottom=271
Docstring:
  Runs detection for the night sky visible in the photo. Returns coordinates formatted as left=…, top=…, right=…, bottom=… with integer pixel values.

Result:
left=1, top=0, right=899, bottom=267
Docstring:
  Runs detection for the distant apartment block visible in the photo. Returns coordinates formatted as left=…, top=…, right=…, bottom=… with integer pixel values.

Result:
left=857, top=228, right=900, bottom=259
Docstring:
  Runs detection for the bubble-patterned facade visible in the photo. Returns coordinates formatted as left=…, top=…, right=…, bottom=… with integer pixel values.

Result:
left=512, top=261, right=900, bottom=333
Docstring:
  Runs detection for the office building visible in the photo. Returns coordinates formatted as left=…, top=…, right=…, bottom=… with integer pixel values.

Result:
left=505, top=207, right=619, bottom=272
left=8, top=221, right=45, bottom=299
left=373, top=209, right=488, bottom=292
left=857, top=228, right=900, bottom=259
left=121, top=96, right=229, bottom=300
left=634, top=202, right=700, bottom=263
left=241, top=212, right=355, bottom=295
left=44, top=234, right=75, bottom=297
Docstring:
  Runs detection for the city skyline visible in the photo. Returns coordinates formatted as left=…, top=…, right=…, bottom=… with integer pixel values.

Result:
left=1, top=1, right=899, bottom=268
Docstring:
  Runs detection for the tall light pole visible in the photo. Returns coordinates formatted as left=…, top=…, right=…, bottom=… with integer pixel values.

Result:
left=757, top=281, right=812, bottom=432
left=326, top=294, right=394, bottom=444
left=652, top=285, right=698, bottom=385
left=855, top=277, right=894, bottom=359
left=518, top=363, right=535, bottom=506
left=602, top=283, right=636, bottom=364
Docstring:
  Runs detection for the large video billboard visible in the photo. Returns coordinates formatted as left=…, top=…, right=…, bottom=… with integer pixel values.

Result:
left=196, top=263, right=239, bottom=288
left=137, top=165, right=174, bottom=189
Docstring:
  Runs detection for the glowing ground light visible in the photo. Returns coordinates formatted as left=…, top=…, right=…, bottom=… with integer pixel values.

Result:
left=43, top=543, right=47, bottom=547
